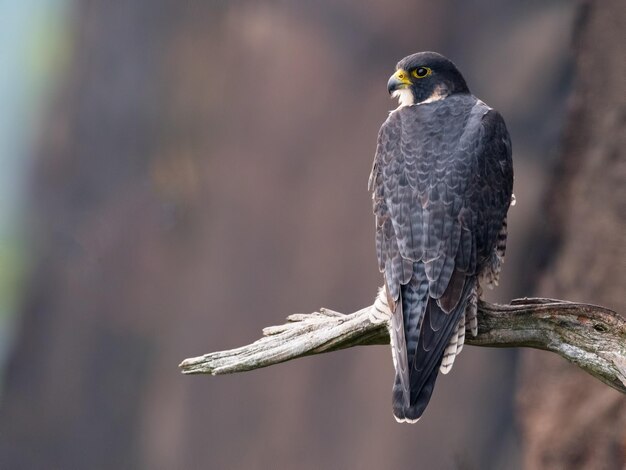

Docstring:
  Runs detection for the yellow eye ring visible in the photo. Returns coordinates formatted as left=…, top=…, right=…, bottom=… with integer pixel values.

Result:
left=412, top=67, right=431, bottom=79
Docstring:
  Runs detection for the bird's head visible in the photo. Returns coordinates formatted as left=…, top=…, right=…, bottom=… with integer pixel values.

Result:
left=387, top=51, right=470, bottom=107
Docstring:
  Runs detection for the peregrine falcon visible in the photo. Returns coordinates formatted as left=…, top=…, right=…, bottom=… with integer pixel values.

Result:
left=369, top=52, right=513, bottom=422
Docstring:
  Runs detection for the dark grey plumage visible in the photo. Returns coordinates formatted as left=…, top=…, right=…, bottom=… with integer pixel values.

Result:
left=370, top=52, right=513, bottom=422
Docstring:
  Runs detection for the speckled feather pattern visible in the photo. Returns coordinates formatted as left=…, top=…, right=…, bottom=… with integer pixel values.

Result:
left=369, top=94, right=513, bottom=421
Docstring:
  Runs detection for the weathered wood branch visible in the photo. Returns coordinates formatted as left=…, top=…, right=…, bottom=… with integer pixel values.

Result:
left=180, top=297, right=626, bottom=394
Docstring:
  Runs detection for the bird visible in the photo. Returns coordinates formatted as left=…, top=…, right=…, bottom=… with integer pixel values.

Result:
left=368, top=51, right=514, bottom=423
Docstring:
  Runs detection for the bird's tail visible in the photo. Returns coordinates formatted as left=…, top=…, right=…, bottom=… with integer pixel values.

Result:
left=391, top=276, right=474, bottom=423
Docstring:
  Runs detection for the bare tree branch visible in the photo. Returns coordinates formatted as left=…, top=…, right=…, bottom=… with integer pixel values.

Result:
left=179, top=297, right=626, bottom=394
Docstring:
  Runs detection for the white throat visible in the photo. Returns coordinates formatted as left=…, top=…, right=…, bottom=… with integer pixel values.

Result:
left=391, top=89, right=414, bottom=108
left=392, top=85, right=449, bottom=109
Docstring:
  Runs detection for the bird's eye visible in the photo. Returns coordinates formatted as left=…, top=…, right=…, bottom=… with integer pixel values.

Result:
left=412, top=67, right=431, bottom=78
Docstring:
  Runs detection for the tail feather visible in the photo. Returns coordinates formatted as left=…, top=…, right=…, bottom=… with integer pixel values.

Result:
left=389, top=297, right=410, bottom=408
left=391, top=274, right=474, bottom=422
left=394, top=363, right=439, bottom=423
left=391, top=266, right=428, bottom=421
left=466, top=283, right=478, bottom=337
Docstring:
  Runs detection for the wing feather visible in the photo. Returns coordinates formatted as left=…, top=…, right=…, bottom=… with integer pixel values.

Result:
left=370, top=94, right=513, bottom=421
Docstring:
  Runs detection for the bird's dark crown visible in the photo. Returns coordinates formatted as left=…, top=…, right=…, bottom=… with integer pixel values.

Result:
left=389, top=51, right=470, bottom=105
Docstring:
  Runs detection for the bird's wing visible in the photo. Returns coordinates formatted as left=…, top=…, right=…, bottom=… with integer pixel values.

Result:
left=370, top=96, right=513, bottom=421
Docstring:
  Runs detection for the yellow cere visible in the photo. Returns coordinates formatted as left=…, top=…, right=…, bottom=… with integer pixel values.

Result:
left=394, top=69, right=412, bottom=85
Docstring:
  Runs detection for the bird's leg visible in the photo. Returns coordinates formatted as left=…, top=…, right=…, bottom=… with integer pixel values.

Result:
left=465, top=280, right=479, bottom=337
left=370, top=287, right=393, bottom=324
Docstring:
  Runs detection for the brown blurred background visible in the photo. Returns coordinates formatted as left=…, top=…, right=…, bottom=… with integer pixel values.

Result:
left=0, top=0, right=623, bottom=469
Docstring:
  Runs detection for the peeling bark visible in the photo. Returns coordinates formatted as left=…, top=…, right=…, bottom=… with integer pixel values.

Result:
left=180, top=297, right=626, bottom=394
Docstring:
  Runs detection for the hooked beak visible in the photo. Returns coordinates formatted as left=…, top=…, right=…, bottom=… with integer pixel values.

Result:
left=387, top=69, right=412, bottom=94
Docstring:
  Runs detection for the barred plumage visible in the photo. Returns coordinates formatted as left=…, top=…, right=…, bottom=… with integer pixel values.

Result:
left=370, top=52, right=513, bottom=422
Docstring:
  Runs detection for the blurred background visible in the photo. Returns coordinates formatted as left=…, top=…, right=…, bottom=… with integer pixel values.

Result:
left=0, top=0, right=623, bottom=469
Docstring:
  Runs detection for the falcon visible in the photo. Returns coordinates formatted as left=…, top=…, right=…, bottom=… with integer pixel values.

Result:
left=369, top=52, right=514, bottom=422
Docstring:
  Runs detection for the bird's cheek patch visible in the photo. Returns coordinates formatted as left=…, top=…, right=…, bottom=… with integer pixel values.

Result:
left=419, top=85, right=449, bottom=105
